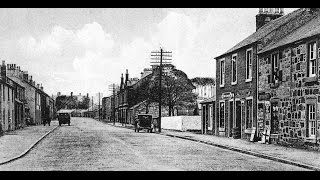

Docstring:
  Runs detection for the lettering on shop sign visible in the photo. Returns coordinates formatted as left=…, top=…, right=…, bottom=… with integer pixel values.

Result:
left=258, top=93, right=271, bottom=100
left=222, top=92, right=234, bottom=100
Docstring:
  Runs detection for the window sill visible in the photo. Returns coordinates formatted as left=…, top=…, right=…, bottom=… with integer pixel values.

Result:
left=219, top=84, right=225, bottom=88
left=245, top=79, right=252, bottom=83
left=231, top=82, right=237, bottom=86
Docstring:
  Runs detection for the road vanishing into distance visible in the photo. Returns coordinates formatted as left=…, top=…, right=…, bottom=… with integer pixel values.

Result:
left=0, top=117, right=308, bottom=171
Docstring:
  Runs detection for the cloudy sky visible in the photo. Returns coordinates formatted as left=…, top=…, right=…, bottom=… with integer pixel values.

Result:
left=0, top=8, right=298, bottom=97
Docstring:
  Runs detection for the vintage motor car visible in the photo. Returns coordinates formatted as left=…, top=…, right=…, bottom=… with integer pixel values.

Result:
left=57, top=112, right=71, bottom=126
left=134, top=114, right=155, bottom=133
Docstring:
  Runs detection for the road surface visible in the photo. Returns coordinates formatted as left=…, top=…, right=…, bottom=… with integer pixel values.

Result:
left=0, top=117, right=308, bottom=171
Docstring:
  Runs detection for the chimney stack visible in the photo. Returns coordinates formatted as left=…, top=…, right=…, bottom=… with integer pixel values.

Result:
left=1, top=60, right=6, bottom=79
left=256, top=8, right=284, bottom=31
left=125, top=69, right=129, bottom=85
left=120, top=73, right=124, bottom=87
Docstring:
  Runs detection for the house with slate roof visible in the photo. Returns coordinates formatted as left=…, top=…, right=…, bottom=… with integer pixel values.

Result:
left=257, top=8, right=320, bottom=148
left=214, top=8, right=320, bottom=141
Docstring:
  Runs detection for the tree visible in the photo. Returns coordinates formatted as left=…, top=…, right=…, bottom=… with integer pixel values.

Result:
left=78, top=96, right=90, bottom=109
left=160, top=68, right=197, bottom=116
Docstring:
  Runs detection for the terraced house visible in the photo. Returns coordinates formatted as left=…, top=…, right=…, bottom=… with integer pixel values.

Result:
left=258, top=8, right=320, bottom=147
left=215, top=8, right=320, bottom=141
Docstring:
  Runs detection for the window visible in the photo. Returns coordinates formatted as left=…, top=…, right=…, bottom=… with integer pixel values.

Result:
left=209, top=105, right=212, bottom=128
left=220, top=58, right=225, bottom=87
left=309, top=42, right=317, bottom=77
left=231, top=54, right=237, bottom=85
left=308, top=104, right=316, bottom=138
left=2, top=85, right=4, bottom=101
left=246, top=49, right=253, bottom=82
left=219, top=101, right=225, bottom=128
left=246, top=99, right=253, bottom=129
left=271, top=53, right=279, bottom=83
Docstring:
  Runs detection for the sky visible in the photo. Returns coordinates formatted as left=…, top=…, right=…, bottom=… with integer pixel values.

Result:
left=0, top=8, right=298, bottom=97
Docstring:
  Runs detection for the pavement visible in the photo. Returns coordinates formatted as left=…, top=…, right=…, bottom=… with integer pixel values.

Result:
left=0, top=120, right=58, bottom=165
left=1, top=118, right=320, bottom=171
left=102, top=120, right=320, bottom=171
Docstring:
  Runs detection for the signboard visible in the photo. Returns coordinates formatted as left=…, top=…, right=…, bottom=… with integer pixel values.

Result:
left=250, top=127, right=256, bottom=142
left=258, top=92, right=271, bottom=100
left=222, top=92, right=234, bottom=100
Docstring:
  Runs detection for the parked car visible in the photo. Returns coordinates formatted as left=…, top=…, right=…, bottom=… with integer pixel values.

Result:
left=57, top=112, right=71, bottom=126
left=134, top=114, right=155, bottom=133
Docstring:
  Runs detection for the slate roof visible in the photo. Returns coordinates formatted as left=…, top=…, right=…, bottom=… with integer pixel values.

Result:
left=259, top=14, right=320, bottom=54
left=215, top=8, right=304, bottom=59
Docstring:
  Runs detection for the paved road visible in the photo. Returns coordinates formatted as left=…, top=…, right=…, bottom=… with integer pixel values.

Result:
left=0, top=117, right=308, bottom=171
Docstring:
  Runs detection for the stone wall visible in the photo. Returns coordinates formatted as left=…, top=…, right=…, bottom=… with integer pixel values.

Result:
left=258, top=36, right=320, bottom=148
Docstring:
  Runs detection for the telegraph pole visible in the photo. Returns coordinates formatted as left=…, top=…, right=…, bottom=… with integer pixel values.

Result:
left=151, top=47, right=172, bottom=133
left=92, top=96, right=94, bottom=118
left=108, top=83, right=117, bottom=126
left=98, top=92, right=100, bottom=121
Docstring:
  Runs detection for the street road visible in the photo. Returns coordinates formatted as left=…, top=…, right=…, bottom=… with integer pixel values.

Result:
left=0, top=117, right=308, bottom=171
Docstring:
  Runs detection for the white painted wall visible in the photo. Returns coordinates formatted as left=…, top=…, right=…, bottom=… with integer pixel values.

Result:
left=161, top=116, right=201, bottom=131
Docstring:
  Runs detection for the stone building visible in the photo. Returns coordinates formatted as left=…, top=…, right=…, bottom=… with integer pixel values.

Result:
left=214, top=8, right=319, bottom=141
left=257, top=8, right=320, bottom=147
left=0, top=77, right=15, bottom=132
left=6, top=63, right=41, bottom=125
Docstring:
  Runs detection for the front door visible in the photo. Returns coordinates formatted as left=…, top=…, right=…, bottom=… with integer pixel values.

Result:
left=235, top=100, right=242, bottom=137
left=229, top=100, right=234, bottom=137
left=271, top=101, right=279, bottom=134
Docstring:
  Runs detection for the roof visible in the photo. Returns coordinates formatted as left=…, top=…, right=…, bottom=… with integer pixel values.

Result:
left=200, top=97, right=215, bottom=104
left=259, top=14, right=320, bottom=54
left=215, top=8, right=304, bottom=59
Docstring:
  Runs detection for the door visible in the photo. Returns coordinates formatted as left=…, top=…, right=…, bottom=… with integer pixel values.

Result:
left=235, top=100, right=242, bottom=137
left=271, top=101, right=279, bottom=134
left=229, top=100, right=234, bottom=137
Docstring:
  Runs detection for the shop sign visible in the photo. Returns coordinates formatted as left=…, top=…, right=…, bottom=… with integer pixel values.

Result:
left=258, top=92, right=271, bottom=100
left=305, top=96, right=317, bottom=104
left=221, top=92, right=234, bottom=100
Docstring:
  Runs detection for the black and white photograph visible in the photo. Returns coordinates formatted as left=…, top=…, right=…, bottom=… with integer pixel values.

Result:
left=0, top=8, right=320, bottom=171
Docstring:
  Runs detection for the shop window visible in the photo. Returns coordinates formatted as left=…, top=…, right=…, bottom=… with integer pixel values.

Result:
left=219, top=102, right=225, bottom=128
left=208, top=105, right=212, bottom=128
left=307, top=104, right=316, bottom=138
left=245, top=99, right=253, bottom=129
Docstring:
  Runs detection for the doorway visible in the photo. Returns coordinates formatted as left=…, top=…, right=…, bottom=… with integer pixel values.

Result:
left=229, top=100, right=234, bottom=137
left=235, top=100, right=242, bottom=138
